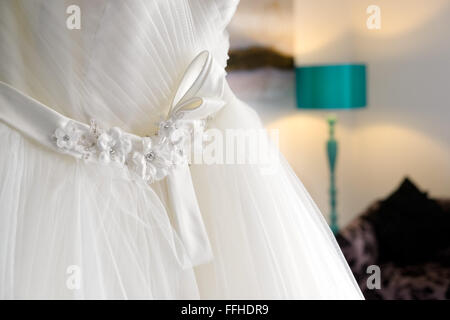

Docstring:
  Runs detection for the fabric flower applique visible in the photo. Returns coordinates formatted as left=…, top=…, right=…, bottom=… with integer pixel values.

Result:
left=130, top=137, right=173, bottom=182
left=54, top=121, right=81, bottom=150
left=158, top=118, right=177, bottom=138
left=53, top=117, right=195, bottom=183
left=97, top=127, right=132, bottom=165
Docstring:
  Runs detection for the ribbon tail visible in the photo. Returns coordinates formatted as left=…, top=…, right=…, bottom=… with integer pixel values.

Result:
left=166, top=163, right=213, bottom=267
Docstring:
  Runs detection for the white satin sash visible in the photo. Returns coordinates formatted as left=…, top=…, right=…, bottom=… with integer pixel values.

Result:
left=164, top=51, right=226, bottom=265
left=0, top=50, right=226, bottom=267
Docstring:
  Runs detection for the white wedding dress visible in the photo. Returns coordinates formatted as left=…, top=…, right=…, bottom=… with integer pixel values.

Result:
left=0, top=0, right=363, bottom=299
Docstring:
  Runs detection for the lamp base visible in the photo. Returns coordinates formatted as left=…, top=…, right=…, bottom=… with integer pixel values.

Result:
left=327, top=115, right=339, bottom=235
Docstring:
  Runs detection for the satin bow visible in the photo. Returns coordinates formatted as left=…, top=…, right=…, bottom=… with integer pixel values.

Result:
left=166, top=51, right=226, bottom=267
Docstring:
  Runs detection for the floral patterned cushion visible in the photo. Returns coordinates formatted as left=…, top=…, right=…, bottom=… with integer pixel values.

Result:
left=336, top=203, right=379, bottom=284
left=336, top=198, right=450, bottom=300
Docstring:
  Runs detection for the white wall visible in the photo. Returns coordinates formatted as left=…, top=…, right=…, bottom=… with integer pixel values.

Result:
left=350, top=0, right=450, bottom=223
left=228, top=0, right=450, bottom=227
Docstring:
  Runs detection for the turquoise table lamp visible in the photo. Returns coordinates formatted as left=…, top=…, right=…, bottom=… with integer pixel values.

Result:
left=295, top=64, right=367, bottom=234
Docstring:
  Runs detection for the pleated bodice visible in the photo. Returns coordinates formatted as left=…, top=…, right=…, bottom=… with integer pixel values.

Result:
left=0, top=0, right=237, bottom=136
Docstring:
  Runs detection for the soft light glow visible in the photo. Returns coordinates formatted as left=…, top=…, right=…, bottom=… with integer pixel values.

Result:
left=294, top=0, right=450, bottom=63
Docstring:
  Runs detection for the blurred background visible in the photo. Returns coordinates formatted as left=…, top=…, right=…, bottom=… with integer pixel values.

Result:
left=226, top=0, right=450, bottom=300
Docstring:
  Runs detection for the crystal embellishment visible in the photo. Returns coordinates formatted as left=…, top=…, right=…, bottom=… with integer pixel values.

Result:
left=145, top=151, right=155, bottom=162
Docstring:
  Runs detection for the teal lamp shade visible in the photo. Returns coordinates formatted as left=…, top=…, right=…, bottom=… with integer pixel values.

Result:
left=295, top=64, right=366, bottom=109
left=294, top=64, right=366, bottom=234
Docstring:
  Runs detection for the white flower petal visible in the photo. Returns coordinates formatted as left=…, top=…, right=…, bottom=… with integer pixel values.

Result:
left=66, top=122, right=77, bottom=133
left=55, top=128, right=66, bottom=139
left=142, top=137, right=152, bottom=153
left=109, top=127, right=122, bottom=140
left=117, top=154, right=126, bottom=164
left=120, top=138, right=132, bottom=154
left=145, top=163, right=157, bottom=179
left=56, top=139, right=66, bottom=148
left=97, top=133, right=112, bottom=151
left=65, top=140, right=76, bottom=149
left=98, top=151, right=110, bottom=164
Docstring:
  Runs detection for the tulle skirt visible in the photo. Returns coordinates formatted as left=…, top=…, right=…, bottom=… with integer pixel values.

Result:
left=191, top=93, right=363, bottom=299
left=0, top=121, right=201, bottom=299
left=0, top=92, right=363, bottom=299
